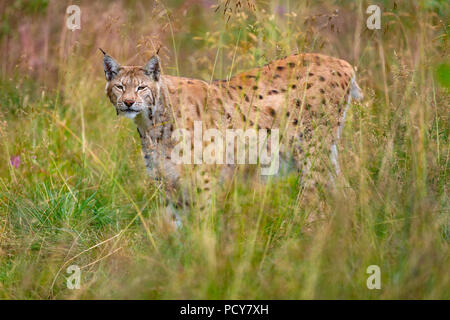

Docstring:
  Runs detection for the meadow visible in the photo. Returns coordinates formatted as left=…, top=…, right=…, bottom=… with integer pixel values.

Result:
left=0, top=0, right=448, bottom=299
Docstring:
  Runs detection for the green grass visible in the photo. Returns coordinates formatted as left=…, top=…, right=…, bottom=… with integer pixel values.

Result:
left=0, top=0, right=448, bottom=299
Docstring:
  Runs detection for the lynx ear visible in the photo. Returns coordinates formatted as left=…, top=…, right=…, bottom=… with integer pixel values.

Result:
left=100, top=48, right=120, bottom=81
left=143, top=55, right=161, bottom=81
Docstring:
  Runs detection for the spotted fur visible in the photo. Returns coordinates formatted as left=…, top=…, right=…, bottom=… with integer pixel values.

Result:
left=102, top=51, right=363, bottom=221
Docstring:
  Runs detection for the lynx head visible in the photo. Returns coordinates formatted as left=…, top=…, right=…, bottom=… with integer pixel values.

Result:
left=101, top=49, right=161, bottom=119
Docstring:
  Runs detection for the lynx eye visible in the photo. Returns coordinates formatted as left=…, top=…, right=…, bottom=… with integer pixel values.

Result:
left=115, top=85, right=124, bottom=90
left=137, top=86, right=147, bottom=91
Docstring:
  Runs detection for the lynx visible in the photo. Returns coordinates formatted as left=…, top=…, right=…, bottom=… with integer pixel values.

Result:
left=101, top=49, right=363, bottom=223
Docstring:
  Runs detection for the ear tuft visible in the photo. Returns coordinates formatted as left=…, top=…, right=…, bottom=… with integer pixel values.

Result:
left=144, top=55, right=161, bottom=81
left=102, top=51, right=120, bottom=81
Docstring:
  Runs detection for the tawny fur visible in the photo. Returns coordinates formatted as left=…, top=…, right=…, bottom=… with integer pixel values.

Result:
left=103, top=52, right=363, bottom=214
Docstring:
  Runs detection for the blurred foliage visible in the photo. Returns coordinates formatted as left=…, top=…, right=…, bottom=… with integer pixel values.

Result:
left=436, top=63, right=450, bottom=89
left=0, top=0, right=448, bottom=299
left=13, top=0, right=49, bottom=13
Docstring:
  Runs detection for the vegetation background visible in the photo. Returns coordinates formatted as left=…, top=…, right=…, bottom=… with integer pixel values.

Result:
left=0, top=0, right=448, bottom=299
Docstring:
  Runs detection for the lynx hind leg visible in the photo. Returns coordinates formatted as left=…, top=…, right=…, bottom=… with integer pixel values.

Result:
left=290, top=124, right=337, bottom=226
left=289, top=122, right=335, bottom=187
left=330, top=87, right=353, bottom=177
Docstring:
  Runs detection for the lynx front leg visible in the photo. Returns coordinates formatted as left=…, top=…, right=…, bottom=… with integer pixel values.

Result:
left=158, top=164, right=217, bottom=230
left=183, top=165, right=216, bottom=213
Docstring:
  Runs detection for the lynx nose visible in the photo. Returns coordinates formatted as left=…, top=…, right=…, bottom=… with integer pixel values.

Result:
left=123, top=99, right=135, bottom=108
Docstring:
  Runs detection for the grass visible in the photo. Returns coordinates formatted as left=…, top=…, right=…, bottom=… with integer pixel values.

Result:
left=0, top=0, right=448, bottom=299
